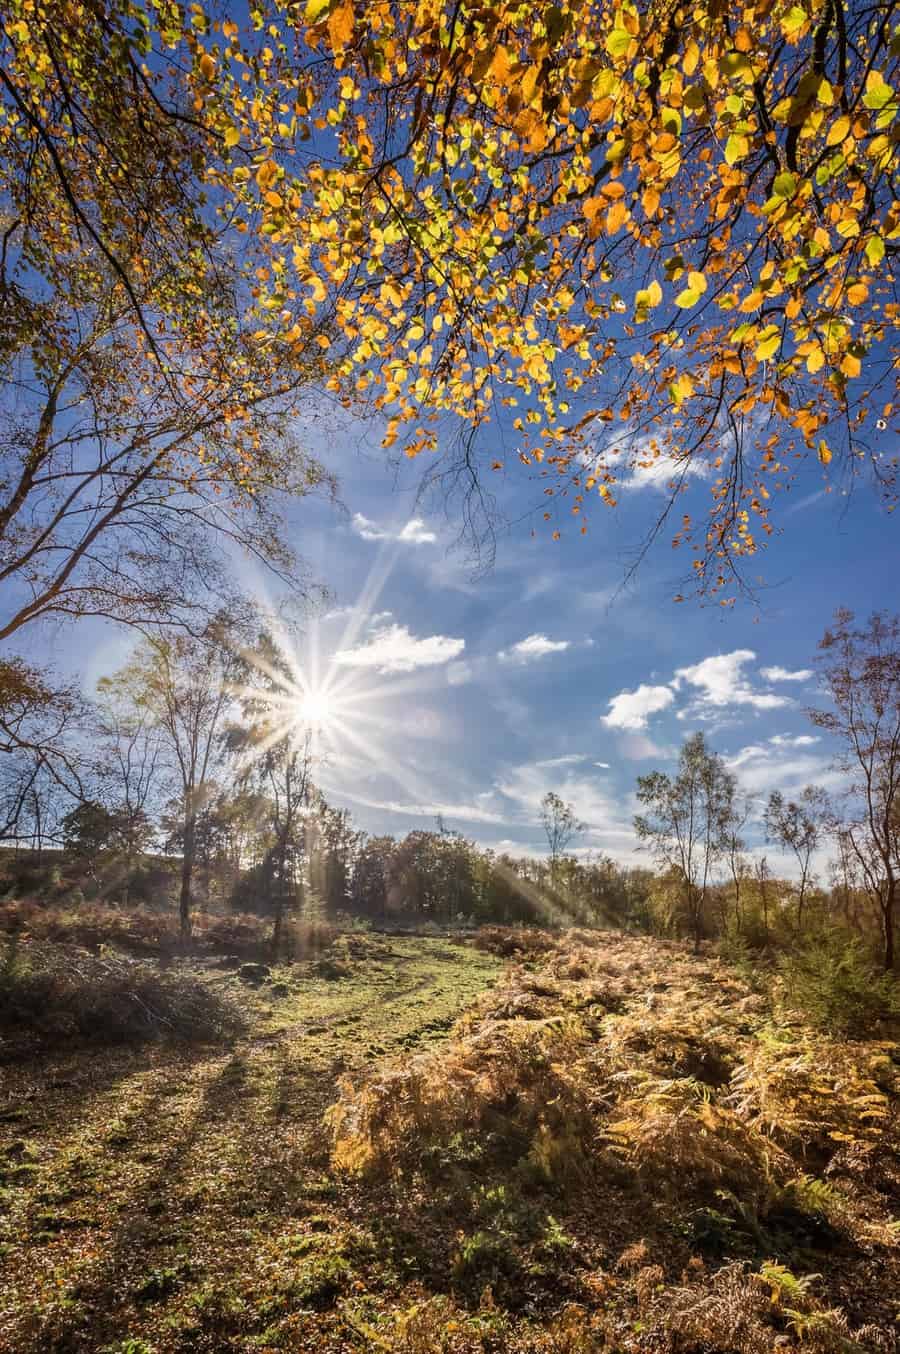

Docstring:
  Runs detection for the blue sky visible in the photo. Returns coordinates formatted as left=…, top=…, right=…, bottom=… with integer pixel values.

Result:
left=205, top=402, right=897, bottom=878
left=27, top=396, right=893, bottom=879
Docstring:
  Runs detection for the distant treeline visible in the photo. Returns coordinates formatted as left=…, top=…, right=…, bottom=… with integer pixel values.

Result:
left=2, top=611, right=898, bottom=971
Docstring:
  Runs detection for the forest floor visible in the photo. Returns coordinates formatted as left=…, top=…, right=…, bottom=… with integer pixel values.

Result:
left=0, top=928, right=898, bottom=1353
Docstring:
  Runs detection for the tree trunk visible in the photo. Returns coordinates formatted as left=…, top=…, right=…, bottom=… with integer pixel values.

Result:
left=179, top=815, right=195, bottom=941
left=690, top=885, right=702, bottom=953
left=272, top=894, right=283, bottom=957
left=271, top=837, right=289, bottom=957
left=884, top=883, right=896, bottom=971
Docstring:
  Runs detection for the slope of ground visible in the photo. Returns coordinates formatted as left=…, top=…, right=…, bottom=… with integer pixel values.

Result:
left=0, top=928, right=897, bottom=1353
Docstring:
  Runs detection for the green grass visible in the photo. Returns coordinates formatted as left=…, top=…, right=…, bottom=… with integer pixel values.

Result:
left=0, top=934, right=500, bottom=1353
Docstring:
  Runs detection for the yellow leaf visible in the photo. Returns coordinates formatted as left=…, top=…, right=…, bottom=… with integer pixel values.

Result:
left=817, top=439, right=832, bottom=465
left=256, top=159, right=277, bottom=191
left=605, top=26, right=631, bottom=58
left=635, top=278, right=663, bottom=315
left=840, top=352, right=861, bottom=379
left=224, top=125, right=241, bottom=148
left=675, top=287, right=701, bottom=308
left=862, top=70, right=893, bottom=111
left=806, top=345, right=825, bottom=374
left=826, top=114, right=850, bottom=146
left=199, top=52, right=216, bottom=81
left=755, top=327, right=781, bottom=360
left=688, top=270, right=707, bottom=294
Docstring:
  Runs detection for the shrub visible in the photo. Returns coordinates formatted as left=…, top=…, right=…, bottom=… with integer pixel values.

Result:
left=328, top=1015, right=595, bottom=1181
left=0, top=938, right=244, bottom=1046
left=471, top=926, right=561, bottom=960
left=777, top=929, right=898, bottom=1038
left=342, top=1295, right=504, bottom=1353
left=661, top=1259, right=876, bottom=1354
left=603, top=1074, right=784, bottom=1204
left=729, top=1026, right=896, bottom=1155
left=0, top=901, right=336, bottom=963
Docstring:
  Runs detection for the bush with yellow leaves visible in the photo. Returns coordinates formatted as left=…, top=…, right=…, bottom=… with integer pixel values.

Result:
left=328, top=1014, right=597, bottom=1181
left=602, top=1072, right=787, bottom=1203
left=728, top=1026, right=897, bottom=1154
left=662, top=1260, right=888, bottom=1354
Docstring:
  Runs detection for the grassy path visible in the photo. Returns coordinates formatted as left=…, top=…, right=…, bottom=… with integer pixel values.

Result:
left=0, top=936, right=501, bottom=1353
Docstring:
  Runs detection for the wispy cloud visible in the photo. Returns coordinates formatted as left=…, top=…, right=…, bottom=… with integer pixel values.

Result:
left=497, top=760, right=641, bottom=860
left=499, top=633, right=571, bottom=663
left=446, top=661, right=473, bottom=687
left=334, top=790, right=508, bottom=826
left=725, top=741, right=843, bottom=797
left=601, top=683, right=675, bottom=730
left=535, top=754, right=589, bottom=769
left=352, top=513, right=438, bottom=545
left=769, top=733, right=819, bottom=747
left=618, top=453, right=710, bottom=493
left=619, top=732, right=671, bottom=760
left=760, top=665, right=813, bottom=682
left=334, top=622, right=464, bottom=674
left=783, top=488, right=827, bottom=517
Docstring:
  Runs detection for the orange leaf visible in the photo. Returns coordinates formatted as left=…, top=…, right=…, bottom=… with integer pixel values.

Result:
left=328, top=0, right=354, bottom=51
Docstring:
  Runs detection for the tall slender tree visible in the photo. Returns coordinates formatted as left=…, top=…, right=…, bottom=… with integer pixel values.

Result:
left=764, top=785, right=830, bottom=933
left=635, top=733, right=737, bottom=951
left=229, top=635, right=315, bottom=954
left=541, top=791, right=586, bottom=884
left=105, top=629, right=236, bottom=938
left=811, top=610, right=900, bottom=969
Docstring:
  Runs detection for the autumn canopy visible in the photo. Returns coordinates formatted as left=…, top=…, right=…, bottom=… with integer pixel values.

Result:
left=2, top=0, right=897, bottom=596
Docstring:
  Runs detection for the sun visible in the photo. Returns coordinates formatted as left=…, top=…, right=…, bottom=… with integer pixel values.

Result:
left=297, top=689, right=334, bottom=729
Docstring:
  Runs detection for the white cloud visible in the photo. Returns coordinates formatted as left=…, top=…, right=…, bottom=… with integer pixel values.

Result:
left=619, top=732, right=670, bottom=760
left=674, top=649, right=789, bottom=712
left=352, top=513, right=437, bottom=545
left=760, top=665, right=813, bottom=683
left=334, top=623, right=464, bottom=675
left=595, top=761, right=611, bottom=769
left=535, top=754, right=588, bottom=769
left=497, top=761, right=642, bottom=861
left=398, top=518, right=438, bottom=544
left=335, top=790, right=508, bottom=825
left=724, top=742, right=843, bottom=797
left=769, top=734, right=819, bottom=747
left=500, top=633, right=571, bottom=662
left=601, top=683, right=675, bottom=730
left=618, top=453, right=710, bottom=492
